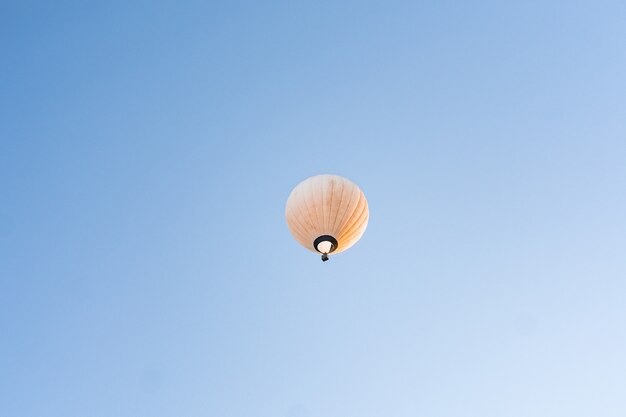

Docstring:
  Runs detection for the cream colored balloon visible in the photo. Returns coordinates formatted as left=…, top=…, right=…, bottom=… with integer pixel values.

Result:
left=285, top=174, right=369, bottom=261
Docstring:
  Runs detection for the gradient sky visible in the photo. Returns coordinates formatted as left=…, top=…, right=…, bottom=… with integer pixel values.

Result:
left=2, top=1, right=626, bottom=416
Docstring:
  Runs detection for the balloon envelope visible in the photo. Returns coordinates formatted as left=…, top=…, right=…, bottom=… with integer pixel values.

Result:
left=285, top=174, right=369, bottom=256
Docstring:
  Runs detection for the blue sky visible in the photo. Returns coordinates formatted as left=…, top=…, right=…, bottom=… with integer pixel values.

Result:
left=2, top=1, right=626, bottom=416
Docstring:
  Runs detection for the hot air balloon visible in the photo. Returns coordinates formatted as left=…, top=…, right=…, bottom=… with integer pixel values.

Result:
left=285, top=174, right=369, bottom=262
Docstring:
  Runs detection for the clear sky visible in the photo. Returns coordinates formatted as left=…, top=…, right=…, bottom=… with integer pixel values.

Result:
left=2, top=1, right=626, bottom=416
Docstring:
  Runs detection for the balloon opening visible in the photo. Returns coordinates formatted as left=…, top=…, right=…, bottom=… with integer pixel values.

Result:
left=314, top=235, right=338, bottom=262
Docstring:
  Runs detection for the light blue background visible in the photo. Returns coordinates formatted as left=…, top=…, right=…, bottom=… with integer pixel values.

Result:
left=2, top=1, right=626, bottom=416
